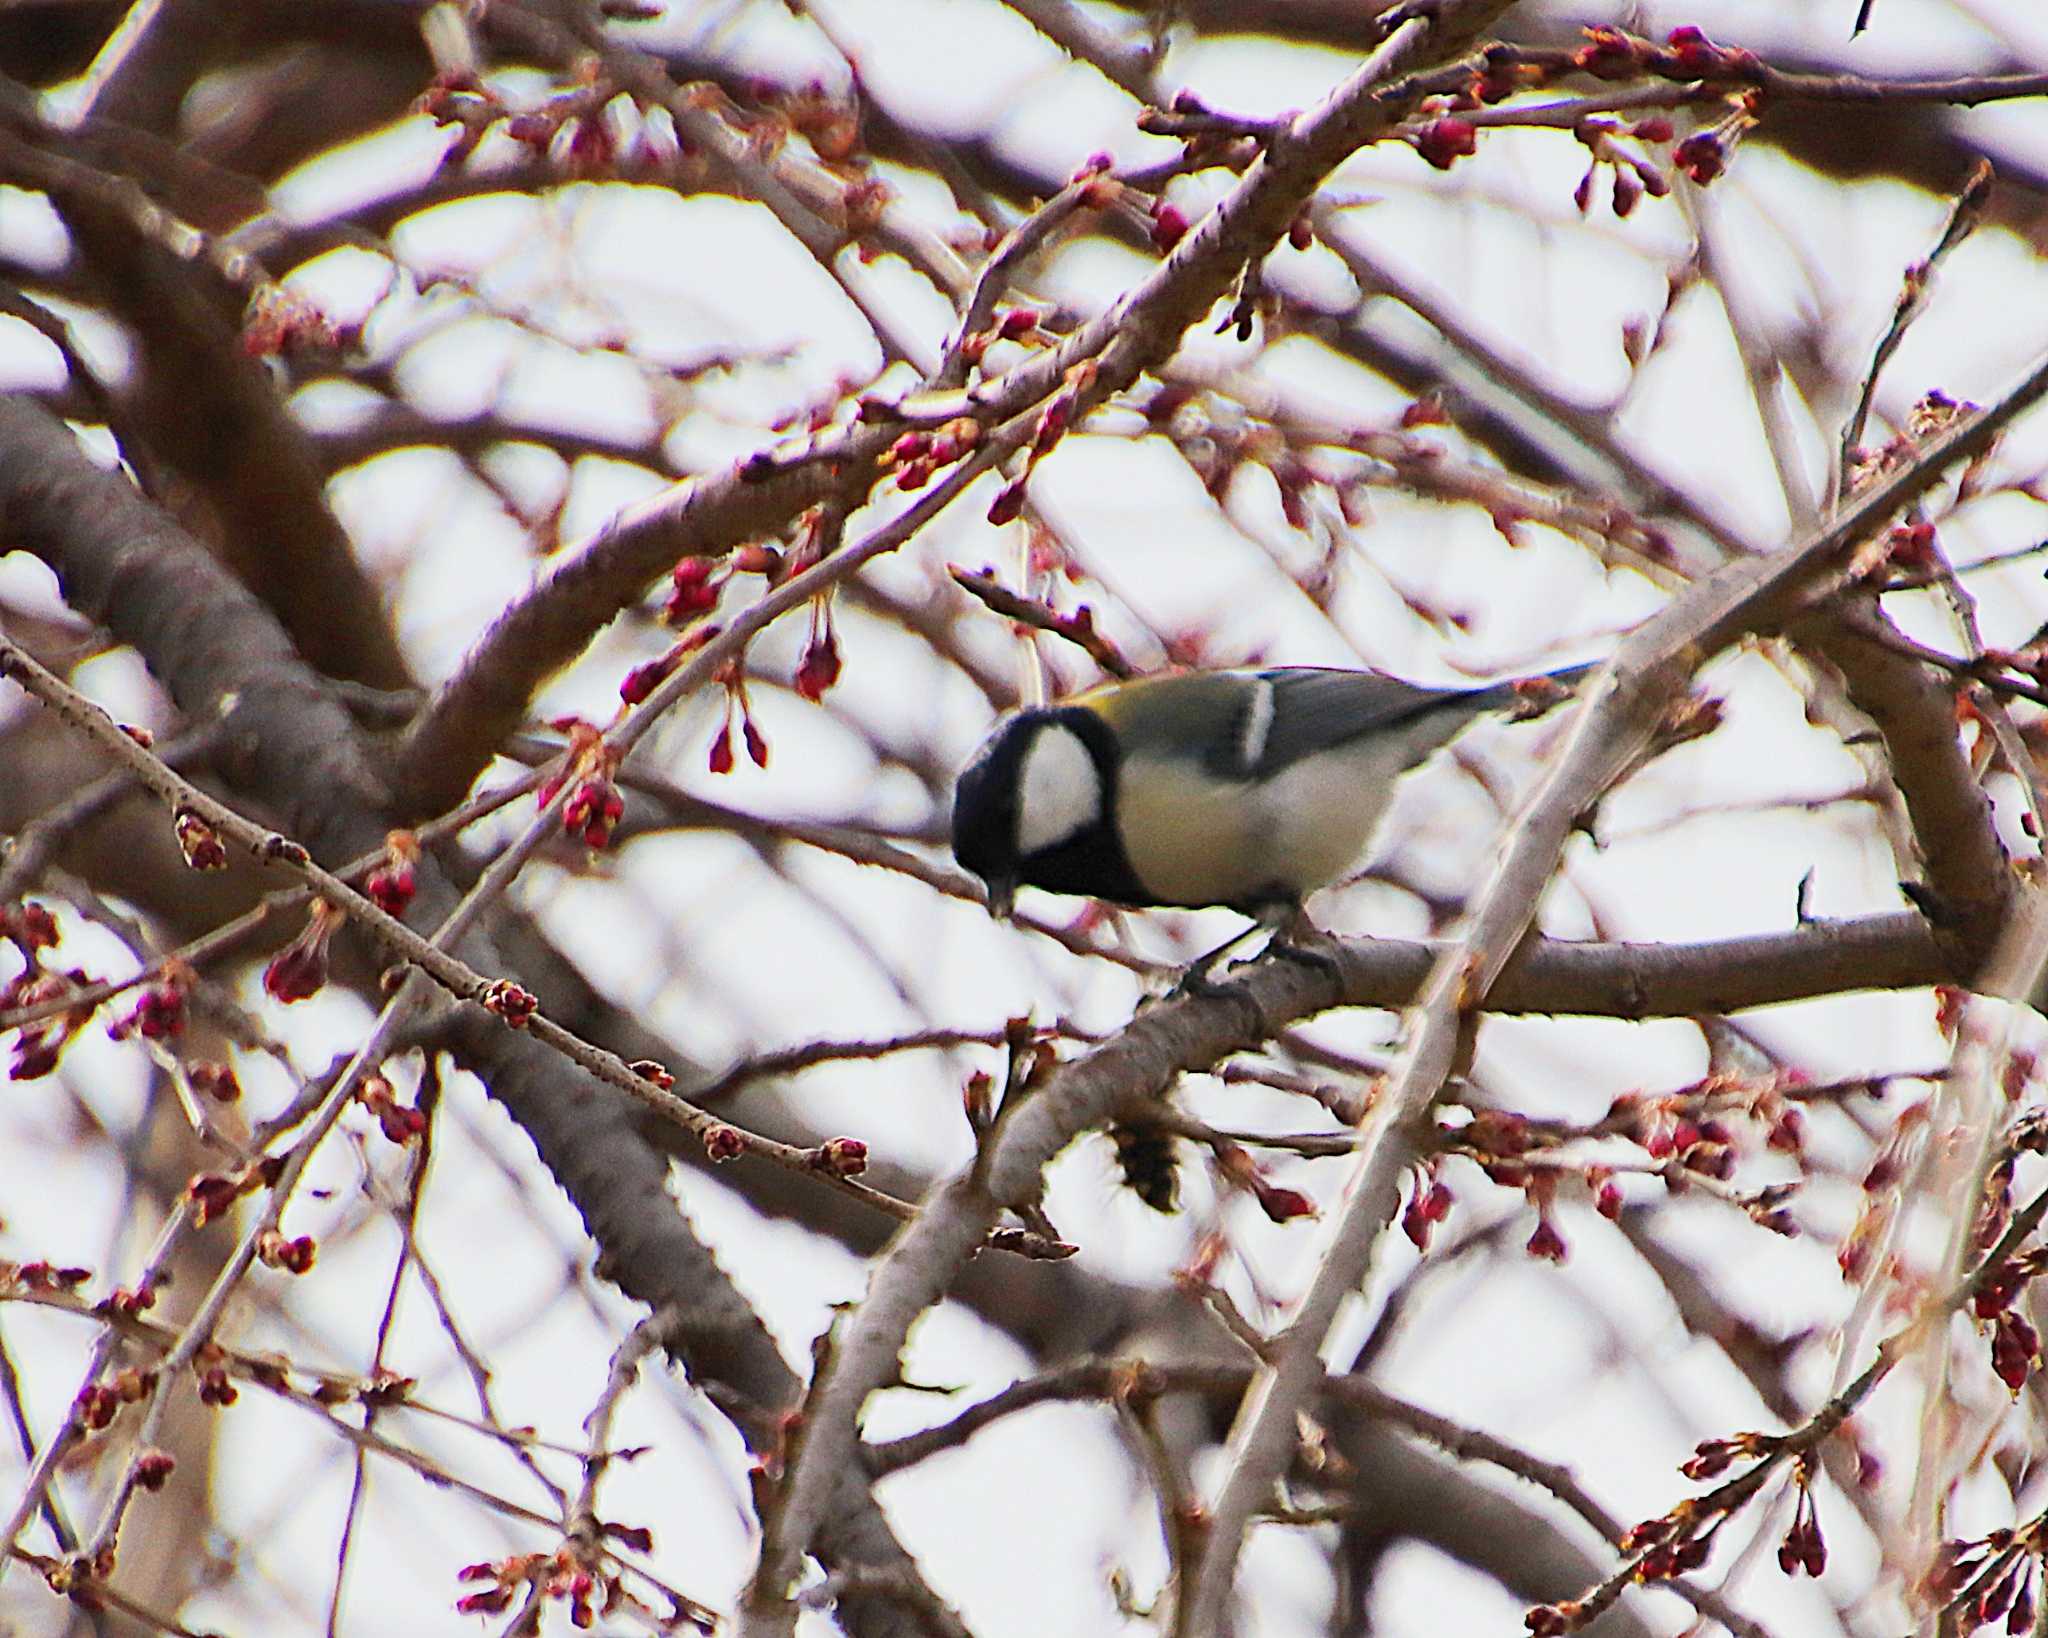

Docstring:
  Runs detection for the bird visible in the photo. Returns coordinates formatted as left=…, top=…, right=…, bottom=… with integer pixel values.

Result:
left=951, top=662, right=1591, bottom=974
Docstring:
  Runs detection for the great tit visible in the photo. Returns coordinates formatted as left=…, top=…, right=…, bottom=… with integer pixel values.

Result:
left=951, top=664, right=1590, bottom=927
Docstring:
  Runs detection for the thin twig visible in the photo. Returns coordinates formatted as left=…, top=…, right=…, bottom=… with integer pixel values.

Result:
left=1838, top=160, right=1995, bottom=496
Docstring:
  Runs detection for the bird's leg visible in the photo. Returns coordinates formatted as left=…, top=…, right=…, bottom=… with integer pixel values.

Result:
left=1175, top=921, right=1268, bottom=998
left=1174, top=902, right=1304, bottom=997
left=1264, top=905, right=1344, bottom=984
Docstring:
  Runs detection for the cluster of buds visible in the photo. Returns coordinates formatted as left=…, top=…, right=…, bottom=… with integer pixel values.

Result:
left=1530, top=1504, right=1737, bottom=1636
left=1974, top=1257, right=2046, bottom=1393
left=539, top=720, right=626, bottom=848
left=196, top=1346, right=238, bottom=1407
left=456, top=1547, right=642, bottom=1628
left=482, top=980, right=538, bottom=1028
left=1400, top=1164, right=1455, bottom=1250
left=1620, top=1500, right=1719, bottom=1582
left=357, top=1368, right=419, bottom=1410
left=1679, top=1428, right=1772, bottom=1482
left=882, top=414, right=983, bottom=492
left=261, top=898, right=346, bottom=1005
left=4, top=966, right=97, bottom=1080
left=189, top=1060, right=241, bottom=1103
left=133, top=1449, right=176, bottom=1492
left=358, top=1073, right=429, bottom=1145
left=805, top=1136, right=869, bottom=1178
left=562, top=775, right=625, bottom=849
left=6, top=1259, right=92, bottom=1294
left=255, top=1229, right=318, bottom=1275
left=1628, top=1103, right=1733, bottom=1173
left=102, top=1283, right=155, bottom=1321
left=364, top=831, right=421, bottom=918
left=1777, top=1456, right=1828, bottom=1577
left=1934, top=1531, right=2045, bottom=1635
left=0, top=900, right=58, bottom=956
left=1571, top=116, right=1675, bottom=218
left=107, top=975, right=187, bottom=1043
left=186, top=1154, right=285, bottom=1228
left=663, top=556, right=725, bottom=626
left=1436, top=1078, right=1815, bottom=1262
left=173, top=808, right=229, bottom=871
left=1469, top=49, right=1551, bottom=107
left=1574, top=24, right=1763, bottom=82
left=706, top=665, right=769, bottom=774
left=1433, top=1110, right=1572, bottom=1260
left=794, top=593, right=843, bottom=702
left=73, top=1366, right=155, bottom=1435
left=1067, top=150, right=1122, bottom=212
left=958, top=305, right=1043, bottom=370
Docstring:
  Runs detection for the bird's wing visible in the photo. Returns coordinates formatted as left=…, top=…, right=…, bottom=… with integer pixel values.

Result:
left=1248, top=667, right=1511, bottom=776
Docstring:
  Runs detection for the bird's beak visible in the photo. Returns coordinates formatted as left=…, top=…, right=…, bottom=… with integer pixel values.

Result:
left=983, top=875, right=1016, bottom=919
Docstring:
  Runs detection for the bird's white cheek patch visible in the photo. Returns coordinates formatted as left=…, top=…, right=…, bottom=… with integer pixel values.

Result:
left=1016, top=726, right=1102, bottom=856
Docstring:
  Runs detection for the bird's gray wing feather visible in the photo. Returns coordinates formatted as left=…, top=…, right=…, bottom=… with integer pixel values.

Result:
left=1246, top=667, right=1523, bottom=777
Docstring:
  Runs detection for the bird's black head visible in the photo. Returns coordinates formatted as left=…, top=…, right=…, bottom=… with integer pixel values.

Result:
left=951, top=705, right=1144, bottom=915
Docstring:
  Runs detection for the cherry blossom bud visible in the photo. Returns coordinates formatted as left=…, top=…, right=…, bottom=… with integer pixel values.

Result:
left=174, top=810, right=229, bottom=872
left=1414, top=118, right=1478, bottom=170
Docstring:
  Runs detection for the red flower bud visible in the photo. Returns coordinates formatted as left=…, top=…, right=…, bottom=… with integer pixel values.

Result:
left=1574, top=26, right=1642, bottom=79
left=619, top=652, right=678, bottom=706
left=482, top=981, right=537, bottom=1028
left=1525, top=1216, right=1568, bottom=1262
left=190, top=1061, right=241, bottom=1103
left=187, top=1173, right=243, bottom=1227
left=262, top=902, right=342, bottom=1005
left=174, top=810, right=229, bottom=872
left=256, top=1230, right=317, bottom=1275
left=1149, top=201, right=1189, bottom=252
left=987, top=478, right=1027, bottom=525
left=1673, top=131, right=1724, bottom=185
left=1414, top=118, right=1477, bottom=171
left=365, top=861, right=418, bottom=917
left=133, top=1449, right=175, bottom=1491
left=198, top=1365, right=238, bottom=1406
left=812, top=1136, right=868, bottom=1177
left=795, top=630, right=842, bottom=702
